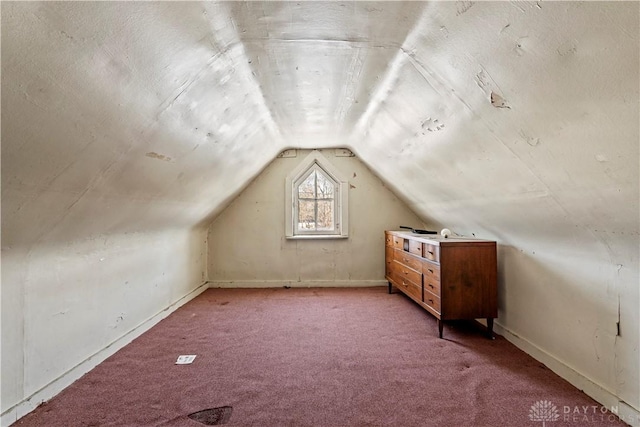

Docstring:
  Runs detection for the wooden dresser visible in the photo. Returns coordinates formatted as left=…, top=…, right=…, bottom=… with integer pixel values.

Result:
left=385, top=230, right=497, bottom=339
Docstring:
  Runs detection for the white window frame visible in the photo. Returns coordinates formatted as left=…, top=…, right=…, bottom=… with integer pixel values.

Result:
left=285, top=150, right=349, bottom=239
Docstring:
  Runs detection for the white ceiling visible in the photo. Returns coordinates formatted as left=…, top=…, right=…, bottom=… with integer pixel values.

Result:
left=2, top=1, right=638, bottom=249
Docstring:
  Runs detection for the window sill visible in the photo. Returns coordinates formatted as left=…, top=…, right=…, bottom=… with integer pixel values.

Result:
left=285, top=234, right=349, bottom=240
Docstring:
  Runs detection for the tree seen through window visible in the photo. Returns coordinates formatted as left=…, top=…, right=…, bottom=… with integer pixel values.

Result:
left=297, top=165, right=335, bottom=231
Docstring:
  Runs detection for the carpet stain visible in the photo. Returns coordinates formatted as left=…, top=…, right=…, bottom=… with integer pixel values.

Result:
left=188, top=406, right=233, bottom=425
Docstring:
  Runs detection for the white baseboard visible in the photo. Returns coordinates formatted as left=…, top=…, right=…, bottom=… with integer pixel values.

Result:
left=494, top=321, right=640, bottom=427
left=1, top=281, right=210, bottom=427
left=209, top=280, right=387, bottom=288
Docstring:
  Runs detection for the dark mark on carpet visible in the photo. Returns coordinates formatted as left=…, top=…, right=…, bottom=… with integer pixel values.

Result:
left=188, top=406, right=233, bottom=425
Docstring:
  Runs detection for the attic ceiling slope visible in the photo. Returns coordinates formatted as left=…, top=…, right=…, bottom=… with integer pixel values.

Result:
left=1, top=1, right=288, bottom=248
left=350, top=1, right=638, bottom=243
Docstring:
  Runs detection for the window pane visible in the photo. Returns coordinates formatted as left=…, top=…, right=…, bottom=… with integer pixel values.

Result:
left=298, top=171, right=316, bottom=199
left=316, top=200, right=334, bottom=230
left=298, top=200, right=316, bottom=230
left=315, top=171, right=334, bottom=199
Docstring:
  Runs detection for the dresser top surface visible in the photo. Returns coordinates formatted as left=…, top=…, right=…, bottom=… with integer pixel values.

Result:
left=386, top=230, right=496, bottom=246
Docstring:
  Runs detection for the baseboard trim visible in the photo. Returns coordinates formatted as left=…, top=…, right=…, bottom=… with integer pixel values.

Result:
left=209, top=280, right=387, bottom=288
left=494, top=321, right=640, bottom=427
left=1, top=281, right=210, bottom=427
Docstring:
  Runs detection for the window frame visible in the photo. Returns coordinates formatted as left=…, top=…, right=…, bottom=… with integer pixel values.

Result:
left=285, top=150, right=349, bottom=239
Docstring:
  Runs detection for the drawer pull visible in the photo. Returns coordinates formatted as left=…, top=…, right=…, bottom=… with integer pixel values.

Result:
left=427, top=251, right=434, bottom=255
left=428, top=284, right=434, bottom=289
left=428, top=269, right=433, bottom=273
left=428, top=299, right=434, bottom=304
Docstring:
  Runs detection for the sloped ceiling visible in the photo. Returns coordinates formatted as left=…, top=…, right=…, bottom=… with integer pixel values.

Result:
left=2, top=1, right=638, bottom=250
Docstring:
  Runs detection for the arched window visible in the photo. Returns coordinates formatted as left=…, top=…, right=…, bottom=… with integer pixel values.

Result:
left=285, top=150, right=349, bottom=239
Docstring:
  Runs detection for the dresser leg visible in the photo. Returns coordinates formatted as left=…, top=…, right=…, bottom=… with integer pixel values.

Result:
left=388, top=282, right=393, bottom=294
left=487, top=318, right=495, bottom=339
left=438, top=319, right=444, bottom=339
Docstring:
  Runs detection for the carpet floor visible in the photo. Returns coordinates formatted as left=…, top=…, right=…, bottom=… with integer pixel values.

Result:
left=15, top=287, right=626, bottom=426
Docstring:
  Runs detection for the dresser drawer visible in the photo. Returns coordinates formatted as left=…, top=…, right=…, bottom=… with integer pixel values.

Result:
left=423, top=290, right=441, bottom=313
left=394, top=249, right=422, bottom=272
left=393, top=236, right=404, bottom=250
left=423, top=262, right=440, bottom=283
left=392, top=261, right=421, bottom=286
left=423, top=278, right=441, bottom=297
left=423, top=244, right=439, bottom=262
left=409, top=240, right=423, bottom=257
left=395, top=278, right=422, bottom=302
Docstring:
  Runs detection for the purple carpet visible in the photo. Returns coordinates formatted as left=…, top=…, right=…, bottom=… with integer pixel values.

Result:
left=16, top=287, right=626, bottom=426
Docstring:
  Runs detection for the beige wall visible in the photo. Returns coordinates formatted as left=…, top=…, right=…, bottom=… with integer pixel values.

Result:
left=207, top=149, right=425, bottom=287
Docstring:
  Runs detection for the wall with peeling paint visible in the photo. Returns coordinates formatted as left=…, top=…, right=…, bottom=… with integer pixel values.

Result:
left=1, top=1, right=638, bottom=425
left=208, top=149, right=426, bottom=287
